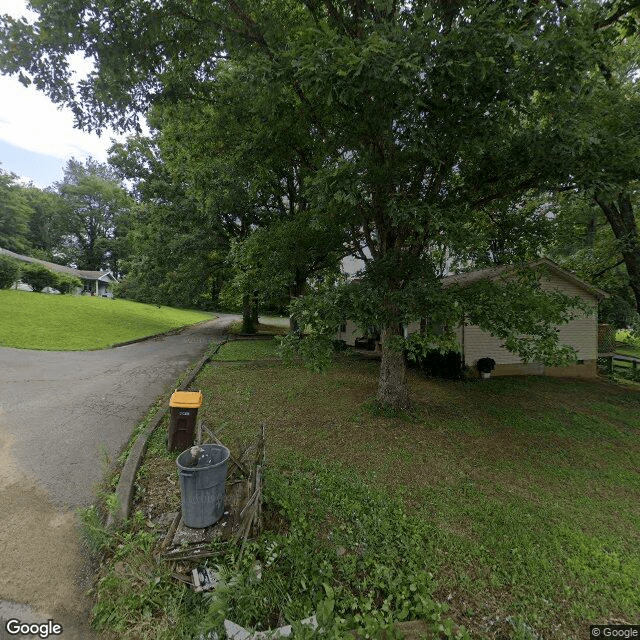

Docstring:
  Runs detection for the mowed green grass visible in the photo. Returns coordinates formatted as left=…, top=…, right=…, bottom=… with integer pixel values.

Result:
left=0, top=290, right=213, bottom=350
left=194, top=340, right=640, bottom=639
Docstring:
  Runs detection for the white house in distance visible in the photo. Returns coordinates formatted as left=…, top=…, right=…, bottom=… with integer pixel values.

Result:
left=336, top=258, right=608, bottom=379
left=0, top=247, right=117, bottom=297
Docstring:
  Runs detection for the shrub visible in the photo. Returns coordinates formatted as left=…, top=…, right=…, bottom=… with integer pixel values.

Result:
left=56, top=274, right=83, bottom=294
left=476, top=357, right=496, bottom=374
left=21, top=263, right=59, bottom=292
left=407, top=347, right=467, bottom=380
left=0, top=255, right=20, bottom=289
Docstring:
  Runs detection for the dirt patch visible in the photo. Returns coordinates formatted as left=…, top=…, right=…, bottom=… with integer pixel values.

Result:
left=0, top=430, right=93, bottom=631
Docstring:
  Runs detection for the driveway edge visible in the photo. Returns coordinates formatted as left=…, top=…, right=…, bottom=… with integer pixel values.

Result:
left=109, top=317, right=216, bottom=349
left=106, top=339, right=228, bottom=529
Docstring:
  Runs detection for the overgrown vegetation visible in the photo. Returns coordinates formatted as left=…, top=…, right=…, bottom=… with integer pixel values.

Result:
left=85, top=454, right=467, bottom=640
left=195, top=460, right=465, bottom=639
left=80, top=509, right=199, bottom=639
left=90, top=341, right=640, bottom=639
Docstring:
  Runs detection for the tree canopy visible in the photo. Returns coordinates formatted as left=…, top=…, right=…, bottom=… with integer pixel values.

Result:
left=0, top=167, right=32, bottom=253
left=54, top=157, right=134, bottom=273
left=2, top=0, right=639, bottom=406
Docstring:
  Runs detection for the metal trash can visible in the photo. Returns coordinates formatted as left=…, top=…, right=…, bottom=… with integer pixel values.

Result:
left=176, top=444, right=230, bottom=528
left=167, top=390, right=203, bottom=452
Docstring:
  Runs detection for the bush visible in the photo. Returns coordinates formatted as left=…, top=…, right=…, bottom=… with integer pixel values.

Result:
left=0, top=255, right=20, bottom=289
left=476, top=357, right=496, bottom=374
left=21, top=263, right=59, bottom=292
left=407, top=347, right=467, bottom=380
left=56, top=274, right=83, bottom=294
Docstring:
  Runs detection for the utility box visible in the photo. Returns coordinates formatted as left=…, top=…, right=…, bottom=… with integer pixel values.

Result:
left=167, top=390, right=203, bottom=452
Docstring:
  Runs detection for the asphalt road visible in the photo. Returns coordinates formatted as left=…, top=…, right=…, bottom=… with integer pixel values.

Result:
left=0, top=314, right=238, bottom=639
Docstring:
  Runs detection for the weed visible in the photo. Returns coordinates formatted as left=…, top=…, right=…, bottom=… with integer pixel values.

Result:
left=78, top=505, right=112, bottom=554
left=105, top=492, right=120, bottom=516
left=195, top=458, right=467, bottom=639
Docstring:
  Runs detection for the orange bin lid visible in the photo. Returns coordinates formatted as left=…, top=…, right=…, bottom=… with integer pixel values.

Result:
left=170, top=390, right=203, bottom=408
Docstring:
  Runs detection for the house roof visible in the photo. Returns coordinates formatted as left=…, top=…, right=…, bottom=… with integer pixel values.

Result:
left=0, top=247, right=117, bottom=282
left=442, top=258, right=609, bottom=300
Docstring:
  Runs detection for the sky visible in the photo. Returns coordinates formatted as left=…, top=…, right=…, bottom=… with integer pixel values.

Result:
left=0, top=0, right=125, bottom=188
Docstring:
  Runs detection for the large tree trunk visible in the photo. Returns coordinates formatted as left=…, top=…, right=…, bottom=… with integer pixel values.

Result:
left=241, top=293, right=256, bottom=334
left=377, top=323, right=411, bottom=410
left=289, top=269, right=305, bottom=335
left=595, top=191, right=640, bottom=310
left=251, top=290, right=259, bottom=327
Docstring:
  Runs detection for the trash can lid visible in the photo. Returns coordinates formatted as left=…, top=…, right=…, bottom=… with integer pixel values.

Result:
left=170, top=390, right=203, bottom=408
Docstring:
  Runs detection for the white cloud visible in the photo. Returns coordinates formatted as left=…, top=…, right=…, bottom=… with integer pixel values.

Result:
left=0, top=0, right=125, bottom=163
left=0, top=76, right=122, bottom=161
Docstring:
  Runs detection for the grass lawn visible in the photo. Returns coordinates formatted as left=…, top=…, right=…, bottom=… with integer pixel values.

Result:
left=96, top=339, right=640, bottom=640
left=0, top=290, right=213, bottom=350
left=615, top=330, right=640, bottom=358
left=202, top=342, right=639, bottom=637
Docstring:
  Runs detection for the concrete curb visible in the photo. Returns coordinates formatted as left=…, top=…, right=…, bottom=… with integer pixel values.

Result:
left=109, top=317, right=216, bottom=349
left=106, top=339, right=227, bottom=529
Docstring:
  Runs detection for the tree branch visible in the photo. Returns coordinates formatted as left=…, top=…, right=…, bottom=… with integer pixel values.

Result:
left=591, top=258, right=625, bottom=278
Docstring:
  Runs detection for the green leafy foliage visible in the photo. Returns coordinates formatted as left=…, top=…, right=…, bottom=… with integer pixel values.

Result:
left=109, top=134, right=234, bottom=310
left=2, top=0, right=638, bottom=406
left=22, top=185, right=69, bottom=259
left=54, top=157, right=134, bottom=274
left=0, top=254, right=20, bottom=289
left=0, top=168, right=31, bottom=253
left=285, top=263, right=588, bottom=372
left=20, top=263, right=58, bottom=292
left=196, top=459, right=466, bottom=639
left=55, top=274, right=83, bottom=294
left=458, top=269, right=589, bottom=366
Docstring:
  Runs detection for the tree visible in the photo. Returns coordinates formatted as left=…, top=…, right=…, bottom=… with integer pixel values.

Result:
left=56, top=274, right=83, bottom=294
left=548, top=189, right=639, bottom=328
left=54, top=158, right=133, bottom=274
left=0, top=168, right=31, bottom=253
left=148, top=83, right=326, bottom=330
left=228, top=211, right=346, bottom=332
left=0, top=254, right=20, bottom=289
left=22, top=185, right=70, bottom=262
left=531, top=24, right=640, bottom=314
left=108, top=133, right=231, bottom=310
left=21, top=263, right=58, bottom=292
left=2, top=1, right=637, bottom=407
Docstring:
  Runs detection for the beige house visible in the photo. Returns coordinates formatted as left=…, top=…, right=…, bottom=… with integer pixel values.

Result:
left=0, top=247, right=117, bottom=297
left=336, top=259, right=608, bottom=378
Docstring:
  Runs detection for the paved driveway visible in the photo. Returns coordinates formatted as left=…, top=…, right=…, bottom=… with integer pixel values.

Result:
left=0, top=314, right=238, bottom=639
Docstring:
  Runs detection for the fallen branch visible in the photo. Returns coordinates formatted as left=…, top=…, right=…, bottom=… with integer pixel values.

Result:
left=155, top=511, right=181, bottom=557
left=171, top=571, right=193, bottom=585
left=162, top=541, right=231, bottom=562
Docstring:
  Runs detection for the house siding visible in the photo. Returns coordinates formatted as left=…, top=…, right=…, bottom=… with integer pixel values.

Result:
left=461, top=272, right=598, bottom=374
left=336, top=319, right=361, bottom=346
left=336, top=267, right=601, bottom=378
